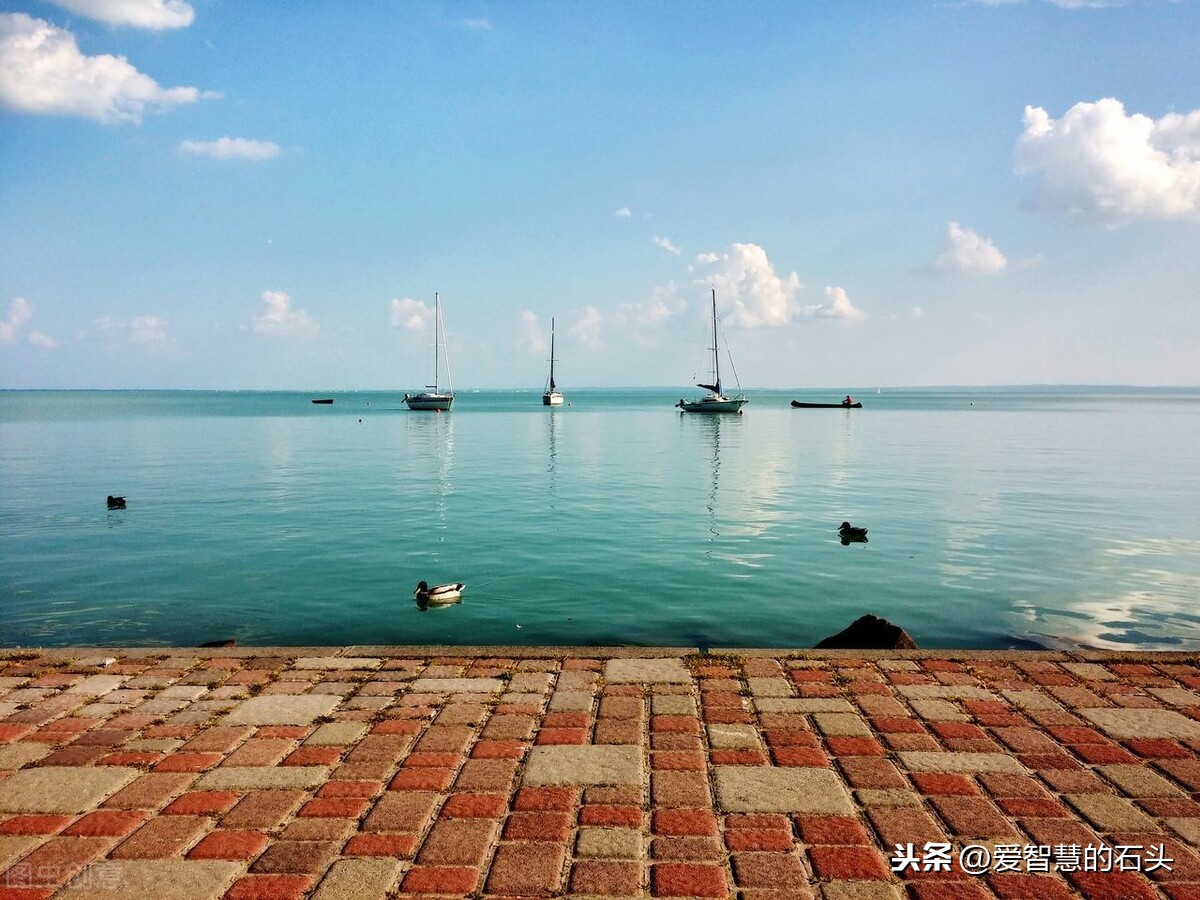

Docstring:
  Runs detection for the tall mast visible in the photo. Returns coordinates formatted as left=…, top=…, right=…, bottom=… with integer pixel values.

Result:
left=434, top=292, right=440, bottom=393
left=711, top=288, right=720, bottom=395
left=549, top=318, right=556, bottom=391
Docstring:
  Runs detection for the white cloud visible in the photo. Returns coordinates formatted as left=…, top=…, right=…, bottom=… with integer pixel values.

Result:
left=1016, top=98, right=1200, bottom=222
left=805, top=286, right=869, bottom=323
left=254, top=290, right=318, bottom=339
left=910, top=306, right=925, bottom=318
left=520, top=310, right=547, bottom=354
left=28, top=331, right=57, bottom=348
left=0, top=13, right=210, bottom=124
left=570, top=305, right=603, bottom=347
left=934, top=222, right=1008, bottom=275
left=45, top=0, right=195, bottom=30
left=130, top=315, right=167, bottom=344
left=1044, top=0, right=1124, bottom=8
left=618, top=283, right=685, bottom=330
left=653, top=235, right=681, bottom=255
left=614, top=206, right=632, bottom=218
left=95, top=313, right=167, bottom=345
left=388, top=298, right=432, bottom=331
left=957, top=0, right=1125, bottom=7
left=0, top=297, right=33, bottom=344
left=689, top=243, right=870, bottom=327
left=179, top=137, right=280, bottom=161
left=692, top=242, right=804, bottom=328
left=459, top=17, right=492, bottom=30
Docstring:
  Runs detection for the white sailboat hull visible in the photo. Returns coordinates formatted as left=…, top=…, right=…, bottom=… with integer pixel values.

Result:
left=404, top=391, right=454, bottom=411
left=677, top=395, right=747, bottom=414
left=542, top=391, right=564, bottom=406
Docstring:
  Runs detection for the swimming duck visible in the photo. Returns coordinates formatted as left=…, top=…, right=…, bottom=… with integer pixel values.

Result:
left=107, top=495, right=126, bottom=510
left=839, top=521, right=867, bottom=539
left=414, top=580, right=465, bottom=602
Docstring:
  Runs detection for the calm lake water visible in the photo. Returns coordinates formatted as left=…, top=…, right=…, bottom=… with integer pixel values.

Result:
left=2, top=387, right=1198, bottom=650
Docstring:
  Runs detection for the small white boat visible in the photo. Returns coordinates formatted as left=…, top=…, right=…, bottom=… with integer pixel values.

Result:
left=404, top=293, right=455, bottom=411
left=542, top=317, right=564, bottom=406
left=677, top=289, right=747, bottom=414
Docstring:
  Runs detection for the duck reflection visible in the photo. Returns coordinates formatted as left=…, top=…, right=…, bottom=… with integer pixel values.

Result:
left=415, top=593, right=462, bottom=612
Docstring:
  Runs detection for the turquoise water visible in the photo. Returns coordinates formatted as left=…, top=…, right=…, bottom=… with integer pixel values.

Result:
left=2, top=388, right=1199, bottom=650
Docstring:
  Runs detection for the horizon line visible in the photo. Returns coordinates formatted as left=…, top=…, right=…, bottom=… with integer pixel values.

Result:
left=3, top=383, right=1199, bottom=393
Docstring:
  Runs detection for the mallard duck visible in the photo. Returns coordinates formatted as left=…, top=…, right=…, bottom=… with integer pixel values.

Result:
left=414, top=580, right=465, bottom=601
left=839, top=521, right=867, bottom=539
left=107, top=495, right=126, bottom=510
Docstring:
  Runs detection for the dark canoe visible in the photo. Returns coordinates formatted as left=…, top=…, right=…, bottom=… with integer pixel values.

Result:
left=311, top=398, right=334, bottom=404
left=791, top=400, right=862, bottom=409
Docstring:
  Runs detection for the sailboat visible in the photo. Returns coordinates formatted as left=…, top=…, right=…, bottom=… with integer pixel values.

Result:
left=676, top=289, right=747, bottom=414
left=403, top=293, right=455, bottom=411
left=542, top=317, right=564, bottom=406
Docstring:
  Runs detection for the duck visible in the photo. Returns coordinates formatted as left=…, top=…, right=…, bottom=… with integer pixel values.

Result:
left=107, top=495, right=127, bottom=510
left=414, top=580, right=465, bottom=602
left=839, top=521, right=867, bottom=539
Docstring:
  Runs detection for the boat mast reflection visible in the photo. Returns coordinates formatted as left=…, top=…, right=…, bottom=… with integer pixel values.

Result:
left=406, top=411, right=455, bottom=550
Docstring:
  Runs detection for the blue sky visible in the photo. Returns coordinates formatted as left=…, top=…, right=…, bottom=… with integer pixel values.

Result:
left=1, top=0, right=1198, bottom=389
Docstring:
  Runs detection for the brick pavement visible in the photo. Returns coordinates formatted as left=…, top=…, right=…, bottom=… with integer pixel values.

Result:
left=1, top=647, right=1199, bottom=898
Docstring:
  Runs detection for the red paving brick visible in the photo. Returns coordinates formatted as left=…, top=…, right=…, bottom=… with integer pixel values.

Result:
left=401, top=864, right=480, bottom=894
left=186, top=829, right=270, bottom=860
left=224, top=875, right=313, bottom=900
left=440, top=791, right=507, bottom=818
left=296, top=796, right=370, bottom=818
left=652, top=808, right=718, bottom=836
left=6, top=837, right=112, bottom=887
left=651, top=862, right=729, bottom=897
left=163, top=790, right=241, bottom=816
left=280, top=746, right=341, bottom=766
left=152, top=751, right=223, bottom=772
left=581, top=804, right=643, bottom=827
left=796, top=815, right=871, bottom=845
left=3, top=647, right=1200, bottom=897
left=342, top=832, right=417, bottom=857
left=0, top=815, right=72, bottom=835
left=808, top=844, right=891, bottom=880
left=60, top=809, right=147, bottom=837
left=724, top=828, right=794, bottom=851
left=502, top=810, right=573, bottom=842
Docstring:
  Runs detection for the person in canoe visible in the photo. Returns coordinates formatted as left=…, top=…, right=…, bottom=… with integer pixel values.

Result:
left=843, top=395, right=855, bottom=407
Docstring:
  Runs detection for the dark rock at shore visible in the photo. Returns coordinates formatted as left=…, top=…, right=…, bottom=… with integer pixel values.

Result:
left=815, top=614, right=917, bottom=650
left=199, top=638, right=237, bottom=648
